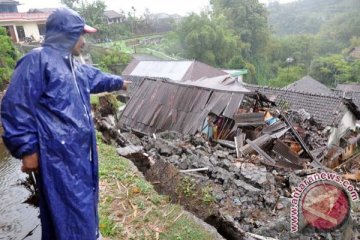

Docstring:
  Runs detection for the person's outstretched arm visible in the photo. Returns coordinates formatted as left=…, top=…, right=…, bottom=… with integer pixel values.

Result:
left=80, top=64, right=129, bottom=93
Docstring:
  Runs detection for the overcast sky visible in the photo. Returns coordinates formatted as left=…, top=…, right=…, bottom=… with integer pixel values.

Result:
left=18, top=0, right=296, bottom=15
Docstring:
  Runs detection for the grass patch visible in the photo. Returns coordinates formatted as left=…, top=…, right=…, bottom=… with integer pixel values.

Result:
left=90, top=95, right=99, bottom=106
left=97, top=135, right=217, bottom=240
left=201, top=186, right=216, bottom=205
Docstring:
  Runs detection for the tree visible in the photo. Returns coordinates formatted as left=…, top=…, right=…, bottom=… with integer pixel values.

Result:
left=175, top=12, right=240, bottom=67
left=158, top=31, right=183, bottom=57
left=78, top=0, right=106, bottom=29
left=268, top=66, right=306, bottom=88
left=89, top=45, right=131, bottom=74
left=61, top=0, right=80, bottom=9
left=0, top=27, right=17, bottom=88
left=267, top=35, right=317, bottom=67
left=309, top=55, right=353, bottom=86
left=210, top=0, right=269, bottom=58
left=350, top=37, right=360, bottom=49
left=320, top=12, right=360, bottom=46
left=76, top=0, right=109, bottom=41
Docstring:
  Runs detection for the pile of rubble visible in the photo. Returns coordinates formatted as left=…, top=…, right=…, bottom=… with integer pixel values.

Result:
left=114, top=129, right=359, bottom=239
left=94, top=95, right=359, bottom=239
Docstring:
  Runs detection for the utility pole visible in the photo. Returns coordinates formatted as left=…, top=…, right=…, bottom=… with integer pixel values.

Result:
left=286, top=57, right=294, bottom=82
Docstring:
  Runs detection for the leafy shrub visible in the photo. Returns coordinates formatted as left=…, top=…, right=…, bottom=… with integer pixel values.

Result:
left=0, top=27, right=17, bottom=88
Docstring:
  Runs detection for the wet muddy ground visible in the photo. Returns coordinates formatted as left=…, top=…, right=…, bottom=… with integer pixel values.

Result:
left=0, top=142, right=40, bottom=240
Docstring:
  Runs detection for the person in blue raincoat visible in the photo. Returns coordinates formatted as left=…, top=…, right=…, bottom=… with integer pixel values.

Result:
left=1, top=8, right=128, bottom=239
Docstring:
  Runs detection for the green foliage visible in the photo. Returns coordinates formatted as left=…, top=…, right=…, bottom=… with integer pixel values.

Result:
left=127, top=0, right=360, bottom=86
left=201, top=186, right=215, bottom=205
left=269, top=0, right=359, bottom=37
left=89, top=45, right=131, bottom=75
left=161, top=219, right=213, bottom=240
left=268, top=65, right=306, bottom=88
left=211, top=0, right=269, bottom=58
left=99, top=211, right=120, bottom=237
left=267, top=0, right=360, bottom=87
left=350, top=37, right=360, bottom=49
left=0, top=27, right=17, bottom=88
left=309, top=54, right=359, bottom=87
left=268, top=35, right=317, bottom=66
left=90, top=95, right=99, bottom=106
left=178, top=177, right=196, bottom=198
left=74, top=0, right=131, bottom=42
left=61, top=0, right=80, bottom=9
left=176, top=13, right=240, bottom=67
left=156, top=32, right=183, bottom=57
left=319, top=11, right=360, bottom=47
left=78, top=0, right=106, bottom=29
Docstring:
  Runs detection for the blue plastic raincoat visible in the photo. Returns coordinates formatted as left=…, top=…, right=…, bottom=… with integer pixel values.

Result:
left=1, top=8, right=123, bottom=239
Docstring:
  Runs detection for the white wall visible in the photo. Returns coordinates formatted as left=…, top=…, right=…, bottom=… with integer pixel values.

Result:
left=22, top=22, right=40, bottom=40
left=327, top=110, right=357, bottom=146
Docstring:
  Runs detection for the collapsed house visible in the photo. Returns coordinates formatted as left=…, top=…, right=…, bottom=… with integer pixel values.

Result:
left=119, top=77, right=360, bottom=170
left=120, top=77, right=264, bottom=136
left=121, top=59, right=229, bottom=102
left=92, top=76, right=360, bottom=239
left=246, top=84, right=360, bottom=168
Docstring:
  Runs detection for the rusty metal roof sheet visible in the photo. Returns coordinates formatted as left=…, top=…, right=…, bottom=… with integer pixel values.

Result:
left=180, top=75, right=251, bottom=92
left=120, top=78, right=254, bottom=134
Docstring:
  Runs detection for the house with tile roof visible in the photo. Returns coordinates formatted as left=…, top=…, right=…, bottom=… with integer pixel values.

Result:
left=0, top=1, right=49, bottom=42
left=349, top=47, right=360, bottom=60
left=246, top=84, right=360, bottom=146
left=336, top=83, right=360, bottom=93
left=282, top=75, right=333, bottom=95
left=103, top=10, right=125, bottom=24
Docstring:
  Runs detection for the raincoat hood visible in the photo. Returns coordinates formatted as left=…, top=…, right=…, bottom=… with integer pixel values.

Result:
left=43, top=7, right=85, bottom=52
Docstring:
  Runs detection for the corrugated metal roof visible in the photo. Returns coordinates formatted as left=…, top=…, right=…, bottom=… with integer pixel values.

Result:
left=181, top=75, right=251, bottom=92
left=119, top=78, right=259, bottom=135
left=130, top=61, right=193, bottom=81
left=123, top=60, right=227, bottom=81
left=182, top=61, right=227, bottom=81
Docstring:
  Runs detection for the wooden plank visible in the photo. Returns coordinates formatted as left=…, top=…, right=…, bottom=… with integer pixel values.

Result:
left=234, top=134, right=246, bottom=158
left=261, top=121, right=287, bottom=135
left=240, top=134, right=272, bottom=156
left=275, top=157, right=303, bottom=170
left=273, top=140, right=302, bottom=165
left=233, top=112, right=265, bottom=126
left=280, top=111, right=328, bottom=170
left=246, top=139, right=276, bottom=164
